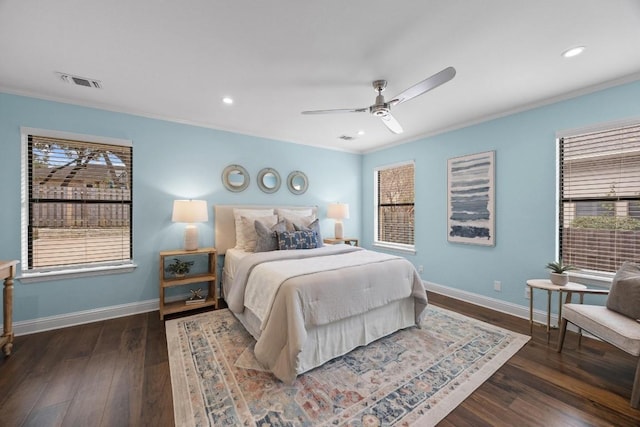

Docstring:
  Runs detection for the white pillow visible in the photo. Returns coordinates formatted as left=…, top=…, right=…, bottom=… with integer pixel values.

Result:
left=239, top=215, right=278, bottom=251
left=276, top=208, right=316, bottom=227
left=276, top=208, right=313, bottom=219
left=233, top=208, right=274, bottom=249
left=284, top=214, right=316, bottom=229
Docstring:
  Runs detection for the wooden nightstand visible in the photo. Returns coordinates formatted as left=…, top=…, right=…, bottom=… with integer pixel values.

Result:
left=159, top=247, right=217, bottom=320
left=323, top=237, right=359, bottom=246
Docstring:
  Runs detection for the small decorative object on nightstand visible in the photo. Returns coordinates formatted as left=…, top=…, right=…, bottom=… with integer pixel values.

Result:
left=185, top=288, right=206, bottom=305
left=159, top=247, right=217, bottom=319
left=165, top=258, right=194, bottom=278
left=323, top=237, right=359, bottom=247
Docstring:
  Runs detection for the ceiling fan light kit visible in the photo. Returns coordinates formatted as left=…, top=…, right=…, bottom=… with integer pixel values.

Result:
left=302, top=66, right=456, bottom=135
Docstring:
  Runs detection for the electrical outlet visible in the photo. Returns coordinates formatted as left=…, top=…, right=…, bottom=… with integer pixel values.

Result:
left=418, top=265, right=424, bottom=274
left=494, top=280, right=501, bottom=292
left=524, top=287, right=531, bottom=299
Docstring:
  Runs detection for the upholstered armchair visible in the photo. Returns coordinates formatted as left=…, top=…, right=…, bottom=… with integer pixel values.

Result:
left=556, top=262, right=640, bottom=408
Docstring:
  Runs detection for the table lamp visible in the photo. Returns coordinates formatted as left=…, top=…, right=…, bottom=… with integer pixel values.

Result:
left=172, top=200, right=208, bottom=250
left=327, top=203, right=350, bottom=239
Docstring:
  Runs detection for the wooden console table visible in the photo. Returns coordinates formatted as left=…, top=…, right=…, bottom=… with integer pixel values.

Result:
left=0, top=260, right=18, bottom=356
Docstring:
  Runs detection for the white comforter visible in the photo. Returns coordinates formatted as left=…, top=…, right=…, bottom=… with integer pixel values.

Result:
left=227, top=245, right=428, bottom=383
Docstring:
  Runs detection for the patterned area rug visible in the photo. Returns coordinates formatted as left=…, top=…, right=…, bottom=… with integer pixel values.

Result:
left=166, top=305, right=529, bottom=426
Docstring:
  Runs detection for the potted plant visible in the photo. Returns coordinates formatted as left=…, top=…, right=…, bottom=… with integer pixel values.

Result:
left=545, top=259, right=577, bottom=286
left=165, top=258, right=194, bottom=278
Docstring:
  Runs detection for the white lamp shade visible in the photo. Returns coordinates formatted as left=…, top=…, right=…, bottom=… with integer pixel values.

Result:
left=327, top=203, right=350, bottom=220
left=327, top=203, right=349, bottom=239
left=172, top=200, right=209, bottom=223
left=172, top=200, right=208, bottom=251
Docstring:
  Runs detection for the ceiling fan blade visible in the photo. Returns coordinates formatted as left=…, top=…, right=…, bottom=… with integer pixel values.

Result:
left=389, top=66, right=456, bottom=106
left=301, top=108, right=368, bottom=115
left=380, top=113, right=403, bottom=134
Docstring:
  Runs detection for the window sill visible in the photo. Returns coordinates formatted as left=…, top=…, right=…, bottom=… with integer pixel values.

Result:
left=373, top=241, right=416, bottom=255
left=568, top=271, right=613, bottom=288
left=18, top=263, right=137, bottom=283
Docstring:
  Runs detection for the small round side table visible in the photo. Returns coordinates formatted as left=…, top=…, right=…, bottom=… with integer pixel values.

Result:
left=526, top=279, right=587, bottom=343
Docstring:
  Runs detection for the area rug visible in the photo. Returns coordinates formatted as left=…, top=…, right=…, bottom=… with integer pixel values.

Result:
left=166, top=305, right=529, bottom=426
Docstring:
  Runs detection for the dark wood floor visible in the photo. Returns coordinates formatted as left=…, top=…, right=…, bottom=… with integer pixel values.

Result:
left=1, top=292, right=639, bottom=426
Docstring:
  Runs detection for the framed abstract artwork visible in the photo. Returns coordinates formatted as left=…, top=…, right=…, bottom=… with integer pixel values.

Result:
left=447, top=150, right=495, bottom=246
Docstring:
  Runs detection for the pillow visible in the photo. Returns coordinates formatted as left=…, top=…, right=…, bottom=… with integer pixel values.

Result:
left=293, top=218, right=323, bottom=247
left=277, top=230, right=319, bottom=250
left=276, top=208, right=313, bottom=219
left=276, top=209, right=316, bottom=227
left=240, top=215, right=278, bottom=251
left=606, top=261, right=640, bottom=320
left=255, top=219, right=287, bottom=252
left=233, top=208, right=274, bottom=249
left=284, top=214, right=316, bottom=230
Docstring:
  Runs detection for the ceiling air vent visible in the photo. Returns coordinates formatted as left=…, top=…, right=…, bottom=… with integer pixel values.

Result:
left=56, top=72, right=102, bottom=89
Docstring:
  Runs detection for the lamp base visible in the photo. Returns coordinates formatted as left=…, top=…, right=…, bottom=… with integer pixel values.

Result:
left=334, top=221, right=344, bottom=239
left=184, top=224, right=199, bottom=251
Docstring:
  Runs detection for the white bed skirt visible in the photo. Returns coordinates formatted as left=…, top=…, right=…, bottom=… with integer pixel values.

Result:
left=223, top=257, right=417, bottom=379
left=230, top=293, right=415, bottom=377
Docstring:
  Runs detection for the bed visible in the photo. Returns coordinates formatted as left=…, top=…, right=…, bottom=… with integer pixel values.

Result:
left=215, top=204, right=428, bottom=383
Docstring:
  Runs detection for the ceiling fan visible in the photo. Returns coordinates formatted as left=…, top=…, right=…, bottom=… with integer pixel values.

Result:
left=301, top=66, right=456, bottom=134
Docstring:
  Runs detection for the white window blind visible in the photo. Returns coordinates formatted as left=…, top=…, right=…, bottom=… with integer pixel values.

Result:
left=375, top=162, right=415, bottom=246
left=559, top=122, right=640, bottom=274
left=25, top=134, right=133, bottom=272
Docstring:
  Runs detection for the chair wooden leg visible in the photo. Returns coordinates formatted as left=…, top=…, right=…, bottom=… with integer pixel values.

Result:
left=632, top=357, right=640, bottom=409
left=556, top=318, right=569, bottom=353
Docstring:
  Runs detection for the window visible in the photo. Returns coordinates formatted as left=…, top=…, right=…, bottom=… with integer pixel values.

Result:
left=374, top=161, right=415, bottom=251
left=559, top=122, right=640, bottom=275
left=21, top=128, right=133, bottom=278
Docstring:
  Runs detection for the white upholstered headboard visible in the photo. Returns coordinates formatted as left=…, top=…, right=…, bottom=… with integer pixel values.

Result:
left=214, top=205, right=318, bottom=254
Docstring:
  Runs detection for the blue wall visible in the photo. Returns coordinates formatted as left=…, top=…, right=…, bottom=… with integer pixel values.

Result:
left=3, top=79, right=640, bottom=326
left=0, top=93, right=362, bottom=323
left=362, top=79, right=640, bottom=310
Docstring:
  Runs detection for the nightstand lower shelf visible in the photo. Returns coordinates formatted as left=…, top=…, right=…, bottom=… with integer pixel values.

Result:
left=162, top=297, right=217, bottom=317
left=159, top=247, right=217, bottom=320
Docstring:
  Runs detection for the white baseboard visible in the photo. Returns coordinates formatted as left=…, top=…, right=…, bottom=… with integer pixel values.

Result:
left=6, top=291, right=214, bottom=336
left=423, top=280, right=560, bottom=326
left=9, top=299, right=159, bottom=336
left=424, top=280, right=593, bottom=337
left=6, top=283, right=581, bottom=338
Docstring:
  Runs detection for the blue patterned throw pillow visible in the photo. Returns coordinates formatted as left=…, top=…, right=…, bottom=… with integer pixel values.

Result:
left=293, top=218, right=323, bottom=247
left=277, top=230, right=319, bottom=250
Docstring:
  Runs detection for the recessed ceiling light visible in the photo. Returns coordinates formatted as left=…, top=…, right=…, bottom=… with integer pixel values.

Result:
left=222, top=97, right=233, bottom=105
left=357, top=130, right=365, bottom=136
left=561, top=46, right=585, bottom=58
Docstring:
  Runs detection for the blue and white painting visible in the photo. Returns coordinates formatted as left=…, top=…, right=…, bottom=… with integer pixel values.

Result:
left=447, top=151, right=495, bottom=246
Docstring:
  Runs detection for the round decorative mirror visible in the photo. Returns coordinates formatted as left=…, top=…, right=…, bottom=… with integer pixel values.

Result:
left=287, top=171, right=308, bottom=195
left=222, top=164, right=249, bottom=192
left=257, top=168, right=281, bottom=194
